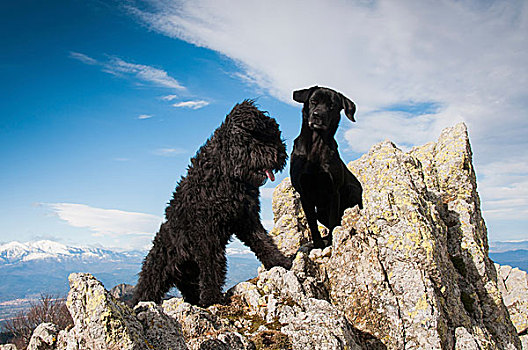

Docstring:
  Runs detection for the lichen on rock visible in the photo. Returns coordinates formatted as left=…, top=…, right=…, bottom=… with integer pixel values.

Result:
left=269, top=178, right=311, bottom=258
left=57, top=273, right=161, bottom=350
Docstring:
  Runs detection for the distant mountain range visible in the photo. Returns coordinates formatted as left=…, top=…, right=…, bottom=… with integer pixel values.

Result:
left=489, top=240, right=528, bottom=253
left=0, top=240, right=145, bottom=302
left=488, top=241, right=528, bottom=272
left=0, top=240, right=261, bottom=323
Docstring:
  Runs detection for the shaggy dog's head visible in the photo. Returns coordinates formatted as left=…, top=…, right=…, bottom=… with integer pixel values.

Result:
left=293, top=86, right=356, bottom=136
left=224, top=100, right=287, bottom=187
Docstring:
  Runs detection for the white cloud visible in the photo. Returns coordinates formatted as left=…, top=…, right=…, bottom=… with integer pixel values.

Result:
left=131, top=0, right=527, bottom=130
left=344, top=110, right=442, bottom=153
left=260, top=187, right=275, bottom=200
left=172, top=100, right=209, bottom=109
left=161, top=94, right=179, bottom=101
left=44, top=203, right=162, bottom=237
left=478, top=156, right=528, bottom=221
left=70, top=52, right=185, bottom=90
left=153, top=147, right=187, bottom=156
left=130, top=0, right=528, bottom=225
left=138, top=114, right=153, bottom=119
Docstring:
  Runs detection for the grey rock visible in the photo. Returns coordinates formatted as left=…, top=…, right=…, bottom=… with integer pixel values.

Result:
left=161, top=298, right=254, bottom=349
left=230, top=265, right=363, bottom=350
left=48, top=273, right=187, bottom=350
left=496, top=264, right=528, bottom=348
left=134, top=301, right=188, bottom=349
left=27, top=323, right=59, bottom=350
left=0, top=345, right=18, bottom=350
left=62, top=273, right=150, bottom=350
left=110, top=283, right=135, bottom=304
left=454, top=327, right=480, bottom=350
left=269, top=178, right=312, bottom=258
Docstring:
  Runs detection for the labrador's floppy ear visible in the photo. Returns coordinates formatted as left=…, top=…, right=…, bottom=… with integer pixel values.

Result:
left=340, top=93, right=356, bottom=122
left=293, top=86, right=319, bottom=103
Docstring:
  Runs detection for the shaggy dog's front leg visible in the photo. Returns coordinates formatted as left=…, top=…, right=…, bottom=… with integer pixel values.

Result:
left=236, top=222, right=292, bottom=270
left=196, top=244, right=227, bottom=307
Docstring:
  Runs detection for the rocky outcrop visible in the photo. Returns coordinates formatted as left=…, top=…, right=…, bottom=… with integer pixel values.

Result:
left=271, top=123, right=521, bottom=349
left=24, top=123, right=523, bottom=350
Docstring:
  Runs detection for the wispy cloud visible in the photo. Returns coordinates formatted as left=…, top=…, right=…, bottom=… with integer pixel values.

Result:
left=69, top=51, right=185, bottom=90
left=138, top=114, right=153, bottom=119
left=153, top=147, right=187, bottom=156
left=130, top=0, right=528, bottom=226
left=69, top=52, right=98, bottom=65
left=44, top=203, right=162, bottom=237
left=172, top=100, right=209, bottom=109
left=104, top=57, right=185, bottom=90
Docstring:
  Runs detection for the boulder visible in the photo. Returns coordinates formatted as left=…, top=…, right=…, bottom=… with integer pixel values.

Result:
left=269, top=177, right=311, bottom=258
left=0, top=345, right=17, bottom=350
left=27, top=323, right=59, bottom=350
left=56, top=273, right=158, bottom=350
left=109, top=283, right=135, bottom=304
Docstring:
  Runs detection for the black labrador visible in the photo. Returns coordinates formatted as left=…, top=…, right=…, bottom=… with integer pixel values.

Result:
left=290, top=86, right=363, bottom=249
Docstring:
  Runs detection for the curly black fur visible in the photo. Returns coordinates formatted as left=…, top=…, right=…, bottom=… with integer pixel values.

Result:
left=132, top=101, right=291, bottom=307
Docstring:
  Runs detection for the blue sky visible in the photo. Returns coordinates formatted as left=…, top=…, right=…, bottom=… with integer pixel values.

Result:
left=1, top=0, right=527, bottom=250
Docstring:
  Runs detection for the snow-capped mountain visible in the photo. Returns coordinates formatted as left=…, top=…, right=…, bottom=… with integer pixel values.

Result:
left=0, top=240, right=140, bottom=264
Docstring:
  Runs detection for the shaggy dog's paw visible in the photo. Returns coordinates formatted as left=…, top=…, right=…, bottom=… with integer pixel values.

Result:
left=199, top=293, right=226, bottom=308
left=281, top=256, right=293, bottom=270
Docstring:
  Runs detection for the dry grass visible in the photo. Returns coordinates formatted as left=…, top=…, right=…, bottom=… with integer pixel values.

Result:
left=2, top=294, right=73, bottom=349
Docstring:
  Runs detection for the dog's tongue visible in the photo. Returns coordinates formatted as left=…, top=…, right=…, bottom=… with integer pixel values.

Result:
left=265, top=169, right=275, bottom=182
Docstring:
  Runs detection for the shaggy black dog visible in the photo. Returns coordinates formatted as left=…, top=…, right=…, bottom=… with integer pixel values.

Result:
left=132, top=101, right=291, bottom=307
left=291, top=86, right=363, bottom=249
